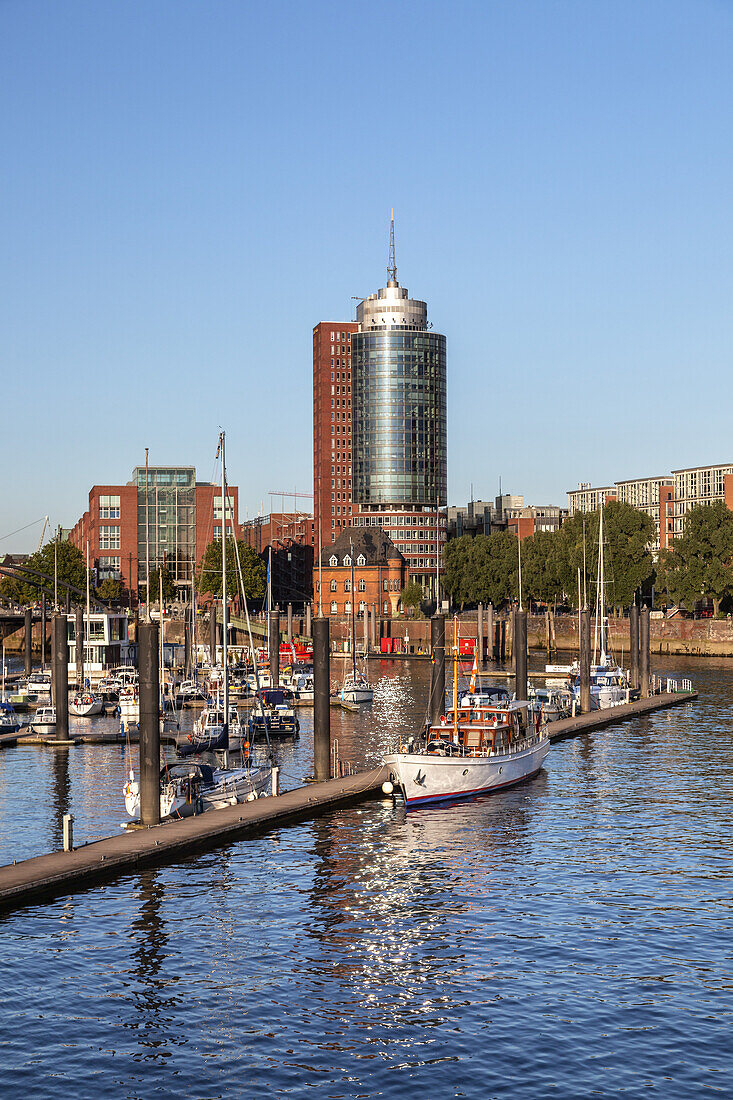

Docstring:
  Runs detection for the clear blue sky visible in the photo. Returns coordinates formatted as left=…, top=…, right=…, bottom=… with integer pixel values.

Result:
left=3, top=0, right=733, bottom=551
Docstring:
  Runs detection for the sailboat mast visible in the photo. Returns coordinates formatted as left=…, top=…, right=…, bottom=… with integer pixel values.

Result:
left=220, top=431, right=229, bottom=754
left=599, top=504, right=606, bottom=663
left=84, top=539, right=90, bottom=688
left=351, top=544, right=356, bottom=680
left=159, top=570, right=164, bottom=710
left=453, top=616, right=458, bottom=739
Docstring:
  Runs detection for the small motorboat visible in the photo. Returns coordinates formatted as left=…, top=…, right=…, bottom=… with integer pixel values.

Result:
left=292, top=672, right=314, bottom=703
left=0, top=702, right=24, bottom=734
left=119, top=685, right=139, bottom=721
left=69, top=692, right=104, bottom=717
left=27, top=672, right=52, bottom=698
left=249, top=688, right=300, bottom=738
left=175, top=680, right=208, bottom=705
left=31, top=705, right=56, bottom=733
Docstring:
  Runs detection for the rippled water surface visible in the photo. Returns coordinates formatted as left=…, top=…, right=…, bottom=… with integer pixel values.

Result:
left=1, top=654, right=732, bottom=1098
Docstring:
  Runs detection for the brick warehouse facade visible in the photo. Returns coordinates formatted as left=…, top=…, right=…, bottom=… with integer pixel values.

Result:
left=69, top=466, right=242, bottom=598
left=312, top=321, right=359, bottom=549
left=314, top=526, right=406, bottom=619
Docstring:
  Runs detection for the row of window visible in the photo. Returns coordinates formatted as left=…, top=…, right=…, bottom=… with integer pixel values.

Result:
left=99, top=495, right=120, bottom=519
left=329, top=601, right=390, bottom=615
left=99, top=525, right=120, bottom=550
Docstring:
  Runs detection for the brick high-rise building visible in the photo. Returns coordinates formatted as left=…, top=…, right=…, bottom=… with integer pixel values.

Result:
left=312, top=320, right=359, bottom=550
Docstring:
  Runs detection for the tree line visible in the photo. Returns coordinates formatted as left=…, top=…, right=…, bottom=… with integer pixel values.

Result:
left=442, top=499, right=733, bottom=616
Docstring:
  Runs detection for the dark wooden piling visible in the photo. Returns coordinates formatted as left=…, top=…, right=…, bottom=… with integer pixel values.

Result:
left=640, top=606, right=650, bottom=698
left=53, top=614, right=69, bottom=740
left=515, top=610, right=528, bottom=700
left=24, top=608, right=32, bottom=678
left=138, top=620, right=160, bottom=827
left=580, top=608, right=591, bottom=714
left=313, top=617, right=330, bottom=781
left=629, top=604, right=639, bottom=691
left=429, top=614, right=445, bottom=725
left=269, top=611, right=280, bottom=688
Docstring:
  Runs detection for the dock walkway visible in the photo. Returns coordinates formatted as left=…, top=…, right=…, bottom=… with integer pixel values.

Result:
left=0, top=767, right=388, bottom=914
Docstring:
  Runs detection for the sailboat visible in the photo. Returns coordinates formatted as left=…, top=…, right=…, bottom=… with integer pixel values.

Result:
left=338, top=545, right=374, bottom=705
left=571, top=505, right=629, bottom=710
left=384, top=617, right=550, bottom=808
left=70, top=543, right=104, bottom=717
left=124, top=431, right=273, bottom=820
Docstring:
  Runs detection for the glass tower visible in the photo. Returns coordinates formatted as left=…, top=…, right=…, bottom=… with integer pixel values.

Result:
left=351, top=269, right=447, bottom=595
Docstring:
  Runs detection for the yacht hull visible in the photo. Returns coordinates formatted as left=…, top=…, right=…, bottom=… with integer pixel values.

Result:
left=384, top=739, right=550, bottom=808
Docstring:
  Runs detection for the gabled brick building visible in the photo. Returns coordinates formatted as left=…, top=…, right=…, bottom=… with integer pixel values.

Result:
left=314, top=526, right=405, bottom=619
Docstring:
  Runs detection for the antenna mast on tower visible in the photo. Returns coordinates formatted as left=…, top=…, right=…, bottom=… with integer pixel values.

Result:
left=387, top=208, right=398, bottom=285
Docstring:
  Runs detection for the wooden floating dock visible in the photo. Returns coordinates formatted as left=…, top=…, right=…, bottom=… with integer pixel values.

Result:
left=0, top=766, right=389, bottom=914
left=546, top=690, right=698, bottom=742
left=0, top=689, right=698, bottom=915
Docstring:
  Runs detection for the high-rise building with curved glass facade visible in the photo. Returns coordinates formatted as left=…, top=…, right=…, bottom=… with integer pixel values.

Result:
left=351, top=274, right=447, bottom=597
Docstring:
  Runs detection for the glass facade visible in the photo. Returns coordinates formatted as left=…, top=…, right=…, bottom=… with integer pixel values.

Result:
left=134, top=466, right=196, bottom=587
left=352, top=329, right=447, bottom=507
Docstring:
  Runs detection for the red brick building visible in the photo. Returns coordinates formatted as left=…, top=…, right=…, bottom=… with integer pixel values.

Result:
left=314, top=526, right=406, bottom=619
left=313, top=321, right=359, bottom=548
left=240, top=512, right=316, bottom=554
left=69, top=466, right=242, bottom=598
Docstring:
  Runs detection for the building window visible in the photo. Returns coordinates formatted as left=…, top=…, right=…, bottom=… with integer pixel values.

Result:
left=344, top=579, right=351, bottom=592
left=359, top=601, right=366, bottom=614
left=383, top=601, right=389, bottom=614
left=358, top=579, right=365, bottom=592
left=344, top=555, right=351, bottom=566
left=357, top=554, right=365, bottom=566
left=98, top=556, right=122, bottom=580
left=330, top=579, right=337, bottom=592
left=329, top=555, right=337, bottom=566
left=383, top=580, right=388, bottom=591
left=345, top=602, right=351, bottom=615
left=99, top=495, right=120, bottom=520
left=99, top=525, right=120, bottom=551
left=330, top=601, right=338, bottom=614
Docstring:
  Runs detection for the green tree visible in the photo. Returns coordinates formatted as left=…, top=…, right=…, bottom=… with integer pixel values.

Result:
left=196, top=537, right=266, bottom=600
left=443, top=531, right=519, bottom=608
left=0, top=539, right=88, bottom=604
left=657, top=501, right=733, bottom=616
left=554, top=502, right=655, bottom=609
left=442, top=535, right=474, bottom=608
left=400, top=580, right=423, bottom=616
left=95, top=578, right=123, bottom=603
left=521, top=530, right=564, bottom=605
left=141, top=565, right=176, bottom=603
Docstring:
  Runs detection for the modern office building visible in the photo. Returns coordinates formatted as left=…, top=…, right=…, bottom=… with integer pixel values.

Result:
left=69, top=466, right=242, bottom=597
left=312, top=321, right=359, bottom=547
left=568, top=465, right=733, bottom=555
left=350, top=221, right=447, bottom=596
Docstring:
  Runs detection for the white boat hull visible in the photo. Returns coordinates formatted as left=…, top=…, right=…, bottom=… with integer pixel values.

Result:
left=69, top=700, right=104, bottom=717
left=124, top=765, right=272, bottom=819
left=384, top=738, right=550, bottom=808
left=340, top=687, right=374, bottom=704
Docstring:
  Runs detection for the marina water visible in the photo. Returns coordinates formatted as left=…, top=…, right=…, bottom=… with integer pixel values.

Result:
left=1, top=655, right=732, bottom=1097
